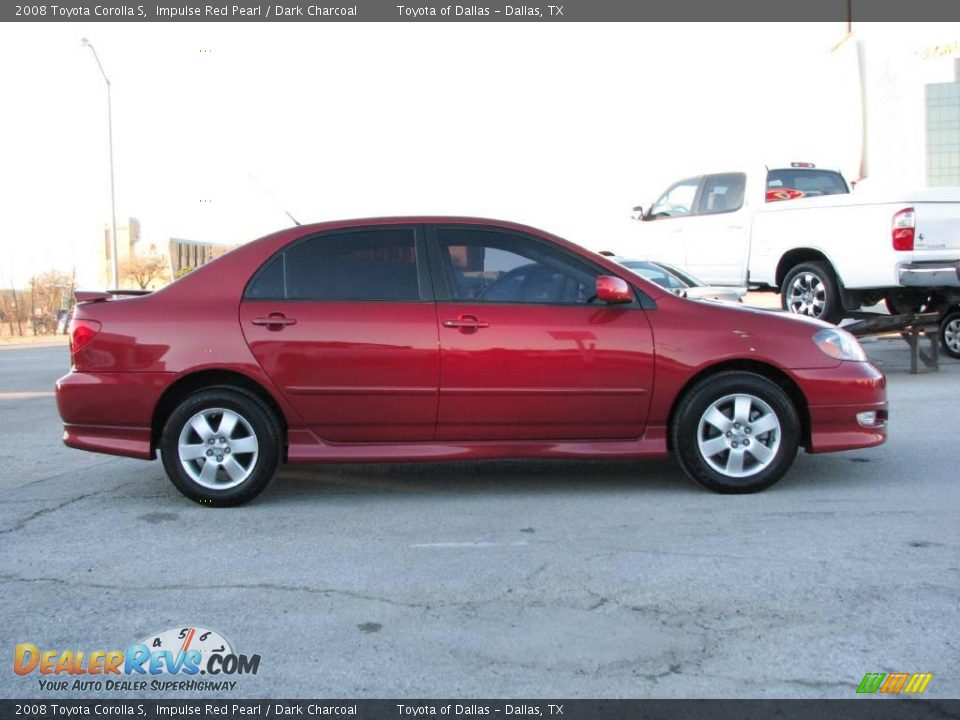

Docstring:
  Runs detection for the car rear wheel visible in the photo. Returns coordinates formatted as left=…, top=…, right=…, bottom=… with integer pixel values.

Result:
left=160, top=388, right=281, bottom=506
left=782, top=261, right=843, bottom=324
left=941, top=310, right=960, bottom=359
left=672, top=372, right=800, bottom=493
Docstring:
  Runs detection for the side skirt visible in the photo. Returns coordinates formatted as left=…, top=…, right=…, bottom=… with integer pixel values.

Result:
left=286, top=427, right=669, bottom=463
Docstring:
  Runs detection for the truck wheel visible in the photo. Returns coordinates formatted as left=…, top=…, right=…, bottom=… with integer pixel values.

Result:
left=885, top=293, right=935, bottom=316
left=672, top=371, right=800, bottom=494
left=782, top=262, right=843, bottom=324
left=941, top=310, right=960, bottom=360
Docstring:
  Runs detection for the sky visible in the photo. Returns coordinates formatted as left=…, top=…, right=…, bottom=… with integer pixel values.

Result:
left=0, top=21, right=957, bottom=288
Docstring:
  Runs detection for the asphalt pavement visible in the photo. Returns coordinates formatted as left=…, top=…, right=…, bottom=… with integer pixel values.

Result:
left=0, top=340, right=957, bottom=699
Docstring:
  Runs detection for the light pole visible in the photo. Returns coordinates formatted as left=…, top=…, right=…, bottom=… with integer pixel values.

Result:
left=81, top=38, right=120, bottom=289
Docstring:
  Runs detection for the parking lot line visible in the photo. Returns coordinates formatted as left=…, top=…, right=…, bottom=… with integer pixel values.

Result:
left=0, top=391, right=55, bottom=400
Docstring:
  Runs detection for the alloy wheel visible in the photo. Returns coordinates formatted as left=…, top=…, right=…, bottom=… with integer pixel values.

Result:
left=177, top=408, right=260, bottom=490
left=696, top=393, right=782, bottom=479
left=787, top=272, right=827, bottom=318
left=944, top=317, right=960, bottom=355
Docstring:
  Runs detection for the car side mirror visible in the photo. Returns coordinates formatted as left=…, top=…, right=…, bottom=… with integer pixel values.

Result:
left=630, top=205, right=645, bottom=221
left=596, top=276, right=633, bottom=304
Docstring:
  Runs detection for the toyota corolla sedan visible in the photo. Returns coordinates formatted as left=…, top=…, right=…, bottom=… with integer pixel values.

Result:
left=56, top=218, right=887, bottom=506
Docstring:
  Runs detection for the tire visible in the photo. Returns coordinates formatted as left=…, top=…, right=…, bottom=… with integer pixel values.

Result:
left=941, top=310, right=960, bottom=360
left=672, top=371, right=801, bottom=494
left=781, top=261, right=843, bottom=324
left=885, top=293, right=936, bottom=316
left=160, top=387, right=281, bottom=506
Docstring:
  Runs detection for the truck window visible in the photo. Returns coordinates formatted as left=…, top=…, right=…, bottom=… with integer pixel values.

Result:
left=766, top=169, right=849, bottom=202
left=648, top=177, right=701, bottom=219
left=697, top=173, right=746, bottom=214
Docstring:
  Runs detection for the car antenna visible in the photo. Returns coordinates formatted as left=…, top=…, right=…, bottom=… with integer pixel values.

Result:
left=248, top=173, right=301, bottom=226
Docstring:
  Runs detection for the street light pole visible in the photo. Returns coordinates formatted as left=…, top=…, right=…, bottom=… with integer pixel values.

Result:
left=82, top=38, right=120, bottom=289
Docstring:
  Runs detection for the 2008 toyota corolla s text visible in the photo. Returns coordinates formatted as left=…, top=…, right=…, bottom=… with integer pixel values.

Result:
left=55, top=217, right=887, bottom=506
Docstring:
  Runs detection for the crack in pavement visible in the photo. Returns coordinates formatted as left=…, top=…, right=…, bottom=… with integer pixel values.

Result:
left=0, top=479, right=139, bottom=535
left=6, top=456, right=125, bottom=493
left=0, top=574, right=433, bottom=609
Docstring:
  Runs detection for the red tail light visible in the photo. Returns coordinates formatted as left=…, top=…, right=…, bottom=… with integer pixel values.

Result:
left=69, top=318, right=101, bottom=355
left=892, top=207, right=915, bottom=251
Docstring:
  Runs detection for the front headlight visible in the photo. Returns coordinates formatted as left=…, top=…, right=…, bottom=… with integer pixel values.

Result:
left=813, top=328, right=867, bottom=362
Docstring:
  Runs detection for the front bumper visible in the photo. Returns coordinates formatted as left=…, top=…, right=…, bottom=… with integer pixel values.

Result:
left=898, top=260, right=960, bottom=288
left=792, top=361, right=888, bottom=454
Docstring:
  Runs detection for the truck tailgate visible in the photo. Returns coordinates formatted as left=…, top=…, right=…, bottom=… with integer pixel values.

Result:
left=914, top=202, right=960, bottom=258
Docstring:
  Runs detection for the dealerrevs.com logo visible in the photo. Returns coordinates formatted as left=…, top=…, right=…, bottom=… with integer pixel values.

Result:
left=14, top=627, right=261, bottom=692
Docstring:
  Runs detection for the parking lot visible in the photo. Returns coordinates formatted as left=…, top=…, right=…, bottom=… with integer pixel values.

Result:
left=1, top=338, right=957, bottom=699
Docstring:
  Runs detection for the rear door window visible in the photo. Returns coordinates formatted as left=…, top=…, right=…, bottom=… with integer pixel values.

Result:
left=245, top=227, right=423, bottom=301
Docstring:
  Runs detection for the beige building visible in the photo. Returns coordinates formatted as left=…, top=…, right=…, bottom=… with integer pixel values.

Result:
left=827, top=31, right=960, bottom=190
left=101, top=218, right=231, bottom=290
left=101, top=218, right=142, bottom=287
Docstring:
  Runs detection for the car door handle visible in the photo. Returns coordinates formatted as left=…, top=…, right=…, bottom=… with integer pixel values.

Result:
left=252, top=313, right=297, bottom=329
left=442, top=315, right=490, bottom=331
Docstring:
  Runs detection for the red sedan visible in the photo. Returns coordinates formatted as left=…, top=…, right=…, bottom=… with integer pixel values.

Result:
left=56, top=218, right=887, bottom=505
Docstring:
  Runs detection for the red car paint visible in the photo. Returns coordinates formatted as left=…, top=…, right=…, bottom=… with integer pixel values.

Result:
left=56, top=217, right=886, bottom=466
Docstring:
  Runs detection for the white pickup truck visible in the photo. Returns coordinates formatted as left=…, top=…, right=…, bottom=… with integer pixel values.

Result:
left=606, top=163, right=960, bottom=323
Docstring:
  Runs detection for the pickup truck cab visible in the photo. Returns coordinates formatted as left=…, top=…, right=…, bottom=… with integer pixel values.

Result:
left=607, top=163, right=960, bottom=323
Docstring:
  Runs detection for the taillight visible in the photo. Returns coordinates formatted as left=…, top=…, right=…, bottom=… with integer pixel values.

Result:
left=892, top=207, right=915, bottom=251
left=69, top=318, right=101, bottom=355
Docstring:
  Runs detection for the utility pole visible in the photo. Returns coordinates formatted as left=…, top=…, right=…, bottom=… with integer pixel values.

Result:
left=82, top=38, right=120, bottom=289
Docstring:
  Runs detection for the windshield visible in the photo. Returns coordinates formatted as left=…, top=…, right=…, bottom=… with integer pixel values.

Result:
left=766, top=169, right=849, bottom=202
left=653, top=262, right=706, bottom=288
left=621, top=261, right=688, bottom=290
left=648, top=177, right=700, bottom=218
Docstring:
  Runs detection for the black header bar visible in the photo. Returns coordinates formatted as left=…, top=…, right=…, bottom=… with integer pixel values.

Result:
left=3, top=0, right=960, bottom=22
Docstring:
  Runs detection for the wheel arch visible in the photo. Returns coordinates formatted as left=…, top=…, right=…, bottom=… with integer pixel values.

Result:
left=775, top=248, right=835, bottom=290
left=666, top=360, right=811, bottom=451
left=151, top=369, right=288, bottom=456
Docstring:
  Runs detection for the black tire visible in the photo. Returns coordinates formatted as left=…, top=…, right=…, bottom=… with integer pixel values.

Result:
left=672, top=371, right=801, bottom=494
left=160, top=387, right=281, bottom=506
left=885, top=293, right=936, bottom=316
left=940, top=310, right=960, bottom=360
left=781, top=261, right=843, bottom=324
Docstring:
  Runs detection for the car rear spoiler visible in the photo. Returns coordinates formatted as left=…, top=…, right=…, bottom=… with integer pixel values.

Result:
left=74, top=289, right=153, bottom=304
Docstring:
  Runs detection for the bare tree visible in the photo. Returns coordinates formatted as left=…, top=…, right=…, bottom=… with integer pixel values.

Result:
left=121, top=252, right=170, bottom=290
left=0, top=269, right=27, bottom=337
left=30, top=270, right=71, bottom=314
left=28, top=270, right=71, bottom=335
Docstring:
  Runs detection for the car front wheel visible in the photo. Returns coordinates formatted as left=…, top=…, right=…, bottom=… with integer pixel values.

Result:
left=160, top=387, right=281, bottom=506
left=672, top=372, right=801, bottom=493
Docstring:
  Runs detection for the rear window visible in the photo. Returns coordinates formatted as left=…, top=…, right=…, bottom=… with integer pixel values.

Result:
left=766, top=169, right=849, bottom=202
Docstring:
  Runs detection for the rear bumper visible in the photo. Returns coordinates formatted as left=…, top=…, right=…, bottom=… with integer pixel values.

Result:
left=898, top=260, right=960, bottom=288
left=792, top=362, right=888, bottom=453
left=56, top=370, right=173, bottom=460
left=62, top=423, right=153, bottom=460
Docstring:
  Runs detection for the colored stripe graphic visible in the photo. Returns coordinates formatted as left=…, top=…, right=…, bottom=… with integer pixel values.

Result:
left=857, top=672, right=933, bottom=694
left=857, top=673, right=886, bottom=693
left=903, top=673, right=933, bottom=694
left=880, top=672, right=909, bottom=693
